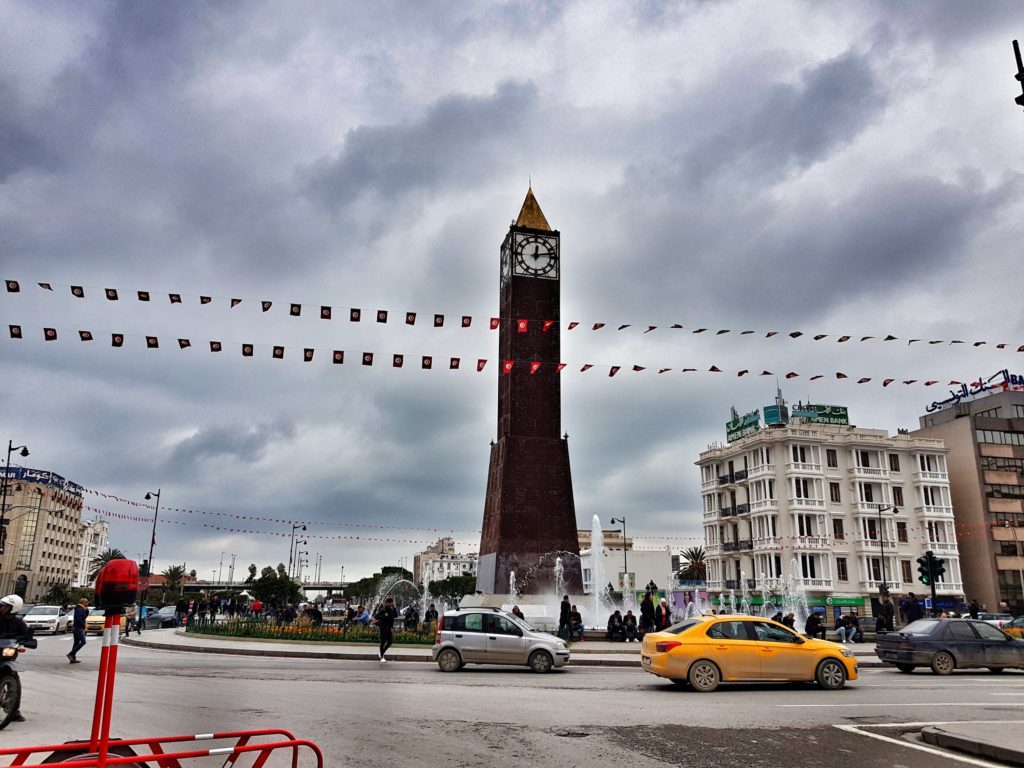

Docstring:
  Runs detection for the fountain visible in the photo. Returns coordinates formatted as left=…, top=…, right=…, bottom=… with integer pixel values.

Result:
left=783, top=558, right=810, bottom=632
left=509, top=570, right=519, bottom=602
left=739, top=570, right=752, bottom=615
left=553, top=557, right=565, bottom=600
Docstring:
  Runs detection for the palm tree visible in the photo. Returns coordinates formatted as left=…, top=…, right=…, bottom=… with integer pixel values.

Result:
left=678, top=546, right=706, bottom=580
left=88, top=547, right=127, bottom=582
left=161, top=564, right=185, bottom=592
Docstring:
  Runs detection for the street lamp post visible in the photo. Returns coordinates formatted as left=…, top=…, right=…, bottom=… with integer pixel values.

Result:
left=288, top=524, right=306, bottom=578
left=610, top=516, right=628, bottom=602
left=143, top=489, right=161, bottom=598
left=228, top=554, right=237, bottom=584
left=1, top=441, right=30, bottom=556
left=876, top=505, right=899, bottom=596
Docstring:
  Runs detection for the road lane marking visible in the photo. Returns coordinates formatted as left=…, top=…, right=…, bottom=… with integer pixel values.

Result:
left=835, top=722, right=1024, bottom=768
left=781, top=703, right=1024, bottom=708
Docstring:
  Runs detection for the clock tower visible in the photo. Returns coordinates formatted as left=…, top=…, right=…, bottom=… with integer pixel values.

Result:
left=477, top=188, right=584, bottom=595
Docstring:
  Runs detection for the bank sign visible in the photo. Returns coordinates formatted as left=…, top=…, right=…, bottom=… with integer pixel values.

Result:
left=791, top=403, right=850, bottom=425
left=726, top=410, right=760, bottom=442
left=925, top=369, right=1022, bottom=413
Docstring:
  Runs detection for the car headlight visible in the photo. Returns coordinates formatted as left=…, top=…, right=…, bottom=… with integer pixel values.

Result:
left=839, top=648, right=854, bottom=658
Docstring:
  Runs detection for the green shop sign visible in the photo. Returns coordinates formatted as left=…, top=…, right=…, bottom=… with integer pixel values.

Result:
left=726, top=410, right=760, bottom=442
left=791, top=403, right=849, bottom=425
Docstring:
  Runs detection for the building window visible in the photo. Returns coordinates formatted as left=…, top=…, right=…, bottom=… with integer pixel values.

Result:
left=868, top=558, right=882, bottom=581
left=897, top=521, right=908, bottom=543
left=1014, top=404, right=1024, bottom=418
left=901, top=560, right=912, bottom=584
left=836, top=558, right=848, bottom=581
left=976, top=407, right=1001, bottom=418
left=833, top=519, right=845, bottom=540
left=893, top=487, right=904, bottom=507
left=888, top=453, right=900, bottom=472
left=829, top=483, right=841, bottom=503
left=826, top=449, right=838, bottom=468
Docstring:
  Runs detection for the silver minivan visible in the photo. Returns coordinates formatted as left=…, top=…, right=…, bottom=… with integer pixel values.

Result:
left=432, top=607, right=570, bottom=673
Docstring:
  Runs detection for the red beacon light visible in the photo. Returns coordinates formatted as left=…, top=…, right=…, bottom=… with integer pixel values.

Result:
left=95, top=559, right=139, bottom=612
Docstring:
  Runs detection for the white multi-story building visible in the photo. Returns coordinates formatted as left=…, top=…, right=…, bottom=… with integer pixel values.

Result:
left=413, top=537, right=478, bottom=585
left=699, top=415, right=965, bottom=619
left=73, top=518, right=110, bottom=587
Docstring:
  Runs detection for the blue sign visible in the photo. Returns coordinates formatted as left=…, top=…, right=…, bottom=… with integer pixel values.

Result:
left=763, top=404, right=789, bottom=425
left=0, top=467, right=83, bottom=496
left=925, top=369, right=1018, bottom=413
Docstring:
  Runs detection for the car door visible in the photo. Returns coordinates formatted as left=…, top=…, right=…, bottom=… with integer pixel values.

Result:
left=703, top=620, right=761, bottom=680
left=751, top=621, right=815, bottom=680
left=452, top=612, right=488, bottom=662
left=485, top=614, right=528, bottom=663
left=970, top=620, right=1023, bottom=668
left=942, top=620, right=986, bottom=668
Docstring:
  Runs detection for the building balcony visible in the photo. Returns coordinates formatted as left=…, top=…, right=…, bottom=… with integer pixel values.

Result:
left=703, top=510, right=719, bottom=521
left=788, top=497, right=826, bottom=509
left=914, top=470, right=948, bottom=482
left=735, top=503, right=750, bottom=515
left=849, top=466, right=890, bottom=479
left=720, top=506, right=738, bottom=518
left=831, top=538, right=851, bottom=552
left=706, top=580, right=724, bottom=591
left=786, top=462, right=823, bottom=474
left=792, top=536, right=831, bottom=550
left=854, top=537, right=899, bottom=551
left=796, top=578, right=833, bottom=590
left=750, top=499, right=779, bottom=512
left=734, top=469, right=749, bottom=482
left=705, top=543, right=722, bottom=555
left=701, top=478, right=717, bottom=491
left=915, top=505, right=953, bottom=516
left=860, top=580, right=894, bottom=592
left=934, top=582, right=963, bottom=593
left=747, top=464, right=776, bottom=480
left=736, top=539, right=753, bottom=551
left=722, top=541, right=739, bottom=552
left=854, top=502, right=891, bottom=515
left=753, top=536, right=781, bottom=551
left=925, top=541, right=958, bottom=553
left=718, top=474, right=736, bottom=486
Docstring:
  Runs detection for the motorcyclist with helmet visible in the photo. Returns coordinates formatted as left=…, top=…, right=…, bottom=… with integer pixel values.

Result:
left=0, top=594, right=33, bottom=724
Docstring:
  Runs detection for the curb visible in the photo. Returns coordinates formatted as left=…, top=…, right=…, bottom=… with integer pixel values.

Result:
left=922, top=726, right=1024, bottom=766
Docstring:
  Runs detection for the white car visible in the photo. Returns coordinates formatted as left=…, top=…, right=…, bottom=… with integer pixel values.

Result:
left=22, top=605, right=71, bottom=634
left=979, top=612, right=1013, bottom=628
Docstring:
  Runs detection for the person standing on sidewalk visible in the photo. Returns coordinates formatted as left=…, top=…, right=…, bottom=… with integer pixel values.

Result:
left=68, top=598, right=89, bottom=663
left=373, top=597, right=399, bottom=663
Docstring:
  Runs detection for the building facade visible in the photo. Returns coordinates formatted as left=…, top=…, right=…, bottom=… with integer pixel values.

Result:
left=413, top=537, right=478, bottom=585
left=73, top=518, right=110, bottom=588
left=912, top=384, right=1024, bottom=613
left=0, top=467, right=85, bottom=601
left=699, top=420, right=965, bottom=619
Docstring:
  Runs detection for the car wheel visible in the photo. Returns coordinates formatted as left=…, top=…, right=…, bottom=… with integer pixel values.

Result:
left=687, top=660, right=720, bottom=693
left=988, top=667, right=1005, bottom=674
left=930, top=651, right=955, bottom=675
left=436, top=648, right=461, bottom=673
left=816, top=659, right=847, bottom=690
left=528, top=650, right=554, bottom=673
left=895, top=664, right=915, bottom=674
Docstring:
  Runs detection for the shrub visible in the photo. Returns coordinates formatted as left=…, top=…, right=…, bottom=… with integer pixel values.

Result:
left=186, top=618, right=434, bottom=645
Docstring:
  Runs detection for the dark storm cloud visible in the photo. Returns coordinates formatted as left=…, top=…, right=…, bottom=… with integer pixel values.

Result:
left=167, top=419, right=297, bottom=466
left=302, top=81, right=538, bottom=211
left=684, top=50, right=886, bottom=188
left=0, top=79, right=59, bottom=181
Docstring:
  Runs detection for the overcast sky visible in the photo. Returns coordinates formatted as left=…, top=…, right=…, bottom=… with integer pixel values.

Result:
left=2, top=2, right=1023, bottom=585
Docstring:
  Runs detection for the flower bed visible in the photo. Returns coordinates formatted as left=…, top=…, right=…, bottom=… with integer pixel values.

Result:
left=186, top=617, right=435, bottom=645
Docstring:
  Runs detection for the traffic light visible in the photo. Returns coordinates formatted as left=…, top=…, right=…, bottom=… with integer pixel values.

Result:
left=932, top=556, right=946, bottom=582
left=917, top=552, right=933, bottom=585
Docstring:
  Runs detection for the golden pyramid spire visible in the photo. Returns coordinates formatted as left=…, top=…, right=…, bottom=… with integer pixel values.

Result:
left=514, top=187, right=552, bottom=231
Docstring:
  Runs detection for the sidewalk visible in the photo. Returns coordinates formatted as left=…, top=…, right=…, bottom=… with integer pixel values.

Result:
left=121, top=630, right=887, bottom=668
left=921, top=723, right=1024, bottom=766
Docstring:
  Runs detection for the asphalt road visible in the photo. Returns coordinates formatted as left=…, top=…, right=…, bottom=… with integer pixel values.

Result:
left=4, top=629, right=1024, bottom=767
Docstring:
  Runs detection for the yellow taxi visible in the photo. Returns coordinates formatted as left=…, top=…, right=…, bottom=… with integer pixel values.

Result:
left=84, top=606, right=136, bottom=634
left=641, top=614, right=858, bottom=691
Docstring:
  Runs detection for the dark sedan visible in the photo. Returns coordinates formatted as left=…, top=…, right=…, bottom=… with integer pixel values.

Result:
left=875, top=618, right=1024, bottom=674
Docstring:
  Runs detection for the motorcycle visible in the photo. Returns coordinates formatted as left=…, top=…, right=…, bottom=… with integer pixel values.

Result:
left=0, top=636, right=37, bottom=730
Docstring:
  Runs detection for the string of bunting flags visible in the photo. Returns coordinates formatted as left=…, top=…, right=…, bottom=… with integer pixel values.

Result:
left=10, top=323, right=1024, bottom=389
left=5, top=279, right=1022, bottom=351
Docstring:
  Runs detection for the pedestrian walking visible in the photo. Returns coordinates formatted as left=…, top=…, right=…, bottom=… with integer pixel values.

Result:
left=68, top=597, right=89, bottom=664
left=878, top=595, right=895, bottom=633
left=373, top=597, right=399, bottom=662
left=639, top=592, right=655, bottom=636
left=655, top=598, right=671, bottom=631
left=969, top=599, right=980, bottom=619
left=902, top=592, right=923, bottom=624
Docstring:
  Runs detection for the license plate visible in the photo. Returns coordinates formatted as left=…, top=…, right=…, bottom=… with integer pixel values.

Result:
left=641, top=655, right=651, bottom=667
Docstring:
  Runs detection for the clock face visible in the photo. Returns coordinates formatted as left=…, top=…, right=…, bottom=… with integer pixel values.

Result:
left=514, top=234, right=558, bottom=279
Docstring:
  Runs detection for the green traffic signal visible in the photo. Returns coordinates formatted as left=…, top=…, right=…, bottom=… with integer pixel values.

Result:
left=916, top=553, right=933, bottom=585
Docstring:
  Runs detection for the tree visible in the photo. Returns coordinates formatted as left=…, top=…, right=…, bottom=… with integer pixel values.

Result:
left=678, top=546, right=706, bottom=580
left=245, top=563, right=257, bottom=583
left=428, top=575, right=476, bottom=601
left=250, top=563, right=303, bottom=605
left=162, top=565, right=185, bottom=592
left=88, top=548, right=127, bottom=582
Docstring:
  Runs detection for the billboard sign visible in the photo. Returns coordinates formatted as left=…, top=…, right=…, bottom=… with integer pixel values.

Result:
left=791, top=403, right=849, bottom=425
left=726, top=410, right=760, bottom=442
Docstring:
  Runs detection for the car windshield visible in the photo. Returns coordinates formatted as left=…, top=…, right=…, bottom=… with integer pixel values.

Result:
left=900, top=619, right=942, bottom=635
left=27, top=606, right=58, bottom=615
left=158, top=606, right=175, bottom=614
left=89, top=608, right=106, bottom=616
left=662, top=619, right=703, bottom=635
